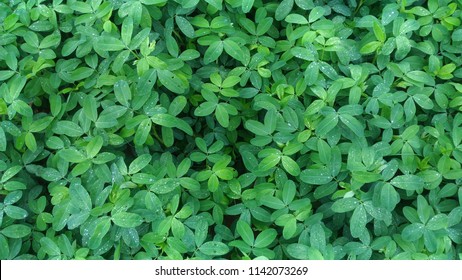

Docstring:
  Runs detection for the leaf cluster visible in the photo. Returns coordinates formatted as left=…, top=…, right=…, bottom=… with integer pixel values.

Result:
left=1, top=0, right=462, bottom=260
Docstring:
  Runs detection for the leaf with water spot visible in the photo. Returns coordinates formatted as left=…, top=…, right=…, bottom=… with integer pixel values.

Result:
left=236, top=220, right=254, bottom=246
left=291, top=47, right=315, bottom=61
left=149, top=178, right=180, bottom=194
left=402, top=223, right=424, bottom=241
left=1, top=224, right=31, bottom=238
left=112, top=212, right=143, bottom=228
left=4, top=205, right=28, bottom=220
left=332, top=197, right=360, bottom=213
left=381, top=4, right=399, bottom=25
left=315, top=113, right=338, bottom=137
left=390, top=175, right=424, bottom=191
left=199, top=241, right=229, bottom=256
left=275, top=0, right=294, bottom=21
left=300, top=167, right=333, bottom=185
left=254, top=229, right=277, bottom=248
left=350, top=205, right=367, bottom=238
left=242, top=0, right=254, bottom=13
left=157, top=69, right=188, bottom=94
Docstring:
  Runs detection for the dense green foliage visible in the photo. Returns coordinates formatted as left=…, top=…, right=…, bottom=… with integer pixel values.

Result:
left=1, top=0, right=462, bottom=260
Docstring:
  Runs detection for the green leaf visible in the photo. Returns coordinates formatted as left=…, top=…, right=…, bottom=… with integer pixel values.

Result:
left=242, top=0, right=254, bottom=13
left=331, top=197, right=360, bottom=213
left=95, top=36, right=126, bottom=52
left=350, top=205, right=367, bottom=238
left=413, top=94, right=434, bottom=110
left=381, top=4, right=399, bottom=25
left=58, top=149, right=87, bottom=163
left=40, top=168, right=63, bottom=181
left=285, top=14, right=308, bottom=24
left=194, top=220, right=208, bottom=247
left=87, top=217, right=111, bottom=248
left=281, top=156, right=300, bottom=176
left=258, top=154, right=280, bottom=171
left=69, top=182, right=92, bottom=211
left=169, top=96, right=187, bottom=116
left=1, top=224, right=31, bottom=238
left=86, top=136, right=103, bottom=158
left=300, top=168, right=333, bottom=185
left=452, top=29, right=462, bottom=41
left=373, top=21, right=386, bottom=42
left=157, top=70, right=187, bottom=94
left=254, top=228, right=277, bottom=248
left=176, top=16, right=195, bottom=38
left=401, top=125, right=419, bottom=141
left=0, top=71, right=15, bottom=81
left=275, top=0, right=294, bottom=21
left=179, top=49, right=200, bottom=61
left=236, top=220, right=254, bottom=246
left=223, top=39, right=244, bottom=63
left=1, top=166, right=22, bottom=183
left=402, top=223, right=424, bottom=241
left=24, top=132, right=37, bottom=152
left=199, top=241, right=229, bottom=256
left=53, top=121, right=84, bottom=137
left=40, top=237, right=61, bottom=256
left=222, top=76, right=240, bottom=88
left=30, top=116, right=54, bottom=133
left=0, top=127, right=5, bottom=151
left=390, top=175, right=424, bottom=191
left=339, top=114, right=364, bottom=137
left=150, top=178, right=180, bottom=194
left=112, top=212, right=143, bottom=228
left=245, top=120, right=269, bottom=136
left=12, top=100, right=33, bottom=117
left=215, top=104, right=229, bottom=127
left=208, top=174, right=219, bottom=192
left=134, top=118, right=152, bottom=146
left=260, top=196, right=286, bottom=209
left=380, top=183, right=400, bottom=211
left=360, top=41, right=381, bottom=55
left=291, top=47, right=315, bottom=61
left=4, top=205, right=28, bottom=220
left=315, top=113, right=338, bottom=137
left=395, top=35, right=411, bottom=60
left=129, top=154, right=152, bottom=174
left=6, top=75, right=26, bottom=102
left=205, top=0, right=222, bottom=10
left=114, top=80, right=131, bottom=107
left=256, top=18, right=273, bottom=36
left=406, top=71, right=435, bottom=86
left=195, top=102, right=216, bottom=116
left=426, top=214, right=448, bottom=230
left=352, top=171, right=382, bottom=183
left=287, top=244, right=324, bottom=260
left=309, top=6, right=324, bottom=23
left=0, top=235, right=9, bottom=259
left=310, top=223, right=326, bottom=251
left=399, top=20, right=420, bottom=35
left=83, top=95, right=98, bottom=122
left=204, top=41, right=223, bottom=64
left=151, top=114, right=192, bottom=135
left=121, top=16, right=133, bottom=46
left=0, top=98, right=7, bottom=115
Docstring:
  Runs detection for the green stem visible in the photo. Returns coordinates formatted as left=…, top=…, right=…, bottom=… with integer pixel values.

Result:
left=353, top=0, right=364, bottom=17
left=152, top=126, right=165, bottom=146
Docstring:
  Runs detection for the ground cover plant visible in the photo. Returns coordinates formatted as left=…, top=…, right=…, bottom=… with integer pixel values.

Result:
left=0, top=0, right=462, bottom=260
